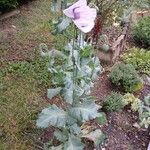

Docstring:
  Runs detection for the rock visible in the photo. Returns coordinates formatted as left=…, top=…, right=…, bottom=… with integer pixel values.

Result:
left=12, top=25, right=17, bottom=29
left=133, top=122, right=141, bottom=129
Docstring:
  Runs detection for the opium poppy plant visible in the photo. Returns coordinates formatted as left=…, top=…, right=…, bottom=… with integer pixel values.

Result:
left=36, top=1, right=105, bottom=149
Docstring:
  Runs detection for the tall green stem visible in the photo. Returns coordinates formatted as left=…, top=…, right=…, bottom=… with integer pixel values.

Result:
left=72, top=25, right=77, bottom=103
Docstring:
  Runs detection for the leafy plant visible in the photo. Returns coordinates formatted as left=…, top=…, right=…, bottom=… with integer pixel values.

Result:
left=138, top=94, right=150, bottom=128
left=123, top=93, right=150, bottom=128
left=96, top=112, right=107, bottom=125
left=122, top=93, right=141, bottom=111
left=0, top=0, right=32, bottom=12
left=37, top=40, right=105, bottom=149
left=109, top=63, right=143, bottom=92
left=122, top=47, right=150, bottom=75
left=102, top=92, right=124, bottom=112
left=88, top=0, right=150, bottom=26
left=0, top=0, right=18, bottom=12
left=144, top=94, right=150, bottom=106
left=51, top=0, right=68, bottom=12
left=36, top=1, right=107, bottom=148
left=132, top=16, right=150, bottom=48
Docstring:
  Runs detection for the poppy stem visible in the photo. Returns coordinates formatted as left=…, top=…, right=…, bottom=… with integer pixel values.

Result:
left=72, top=24, right=77, bottom=103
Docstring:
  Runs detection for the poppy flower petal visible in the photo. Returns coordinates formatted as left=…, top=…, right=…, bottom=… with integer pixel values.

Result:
left=63, top=0, right=87, bottom=18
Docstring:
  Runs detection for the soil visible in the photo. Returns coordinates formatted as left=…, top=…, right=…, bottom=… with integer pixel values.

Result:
left=92, top=73, right=150, bottom=150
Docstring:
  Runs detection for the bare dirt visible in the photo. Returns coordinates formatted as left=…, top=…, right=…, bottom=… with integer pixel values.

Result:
left=92, top=72, right=150, bottom=150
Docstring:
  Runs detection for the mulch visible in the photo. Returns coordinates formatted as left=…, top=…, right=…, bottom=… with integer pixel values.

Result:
left=92, top=72, right=150, bottom=150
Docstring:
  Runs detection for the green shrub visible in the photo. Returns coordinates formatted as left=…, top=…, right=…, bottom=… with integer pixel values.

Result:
left=0, top=0, right=18, bottom=12
left=102, top=92, right=124, bottom=112
left=122, top=47, right=150, bottom=75
left=132, top=16, right=150, bottom=48
left=109, top=63, right=143, bottom=92
left=0, top=0, right=31, bottom=12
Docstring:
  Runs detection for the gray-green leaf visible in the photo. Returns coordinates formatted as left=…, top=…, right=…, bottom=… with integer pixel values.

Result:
left=47, top=87, right=62, bottom=99
left=51, top=0, right=62, bottom=12
left=64, top=135, right=84, bottom=150
left=69, top=123, right=81, bottom=135
left=50, top=144, right=63, bottom=150
left=70, top=100, right=100, bottom=122
left=54, top=130, right=68, bottom=142
left=36, top=105, right=67, bottom=128
left=56, top=17, right=71, bottom=33
left=63, top=73, right=74, bottom=104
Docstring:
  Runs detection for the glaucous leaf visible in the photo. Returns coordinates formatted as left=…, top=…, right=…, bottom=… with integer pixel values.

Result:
left=51, top=0, right=62, bottom=12
left=54, top=130, right=68, bottom=142
left=144, top=94, right=150, bottom=106
left=69, top=123, right=81, bottom=135
left=36, top=105, right=67, bottom=128
left=50, top=144, right=63, bottom=150
left=69, top=100, right=100, bottom=122
left=64, top=135, right=84, bottom=150
left=41, top=48, right=67, bottom=59
left=91, top=57, right=102, bottom=80
left=74, top=85, right=84, bottom=97
left=47, top=87, right=62, bottom=99
left=56, top=17, right=71, bottom=33
left=63, top=88, right=73, bottom=104
left=63, top=73, right=74, bottom=104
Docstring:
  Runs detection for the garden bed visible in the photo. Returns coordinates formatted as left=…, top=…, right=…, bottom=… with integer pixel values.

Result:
left=92, top=72, right=150, bottom=150
left=0, top=0, right=149, bottom=149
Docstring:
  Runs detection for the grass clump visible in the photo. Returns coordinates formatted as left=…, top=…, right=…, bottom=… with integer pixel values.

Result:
left=102, top=92, right=124, bottom=112
left=109, top=63, right=143, bottom=92
left=132, top=16, right=150, bottom=48
left=122, top=47, right=150, bottom=75
left=5, top=57, right=51, bottom=87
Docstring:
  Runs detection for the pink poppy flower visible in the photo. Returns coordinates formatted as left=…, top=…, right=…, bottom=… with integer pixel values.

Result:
left=63, top=0, right=97, bottom=33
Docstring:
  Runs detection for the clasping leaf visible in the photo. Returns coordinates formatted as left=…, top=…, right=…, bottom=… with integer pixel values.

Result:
left=47, top=87, right=62, bottom=99
left=70, top=100, right=100, bottom=122
left=36, top=105, right=68, bottom=128
left=64, top=135, right=84, bottom=150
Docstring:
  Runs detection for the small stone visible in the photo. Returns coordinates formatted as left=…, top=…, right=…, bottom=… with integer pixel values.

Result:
left=12, top=25, right=16, bottom=29
left=135, top=135, right=138, bottom=138
left=133, top=123, right=140, bottom=129
left=127, top=109, right=131, bottom=113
